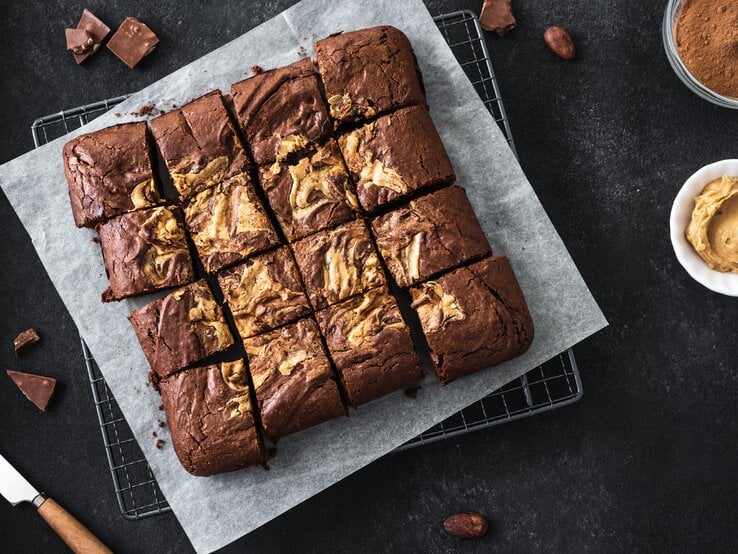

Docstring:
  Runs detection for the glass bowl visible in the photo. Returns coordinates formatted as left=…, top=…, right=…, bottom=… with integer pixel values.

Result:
left=663, top=0, right=738, bottom=109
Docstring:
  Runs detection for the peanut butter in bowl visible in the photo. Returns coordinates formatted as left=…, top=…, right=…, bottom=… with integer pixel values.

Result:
left=686, top=176, right=738, bottom=272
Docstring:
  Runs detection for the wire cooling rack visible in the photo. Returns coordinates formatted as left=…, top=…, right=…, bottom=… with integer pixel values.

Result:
left=31, top=10, right=582, bottom=520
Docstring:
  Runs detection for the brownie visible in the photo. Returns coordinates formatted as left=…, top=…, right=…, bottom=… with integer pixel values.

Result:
left=231, top=59, right=331, bottom=166
left=128, top=279, right=234, bottom=378
left=409, top=256, right=534, bottom=385
left=315, top=26, right=426, bottom=125
left=244, top=318, right=345, bottom=440
left=371, top=185, right=491, bottom=288
left=260, top=140, right=360, bottom=241
left=150, top=91, right=250, bottom=201
left=63, top=122, right=161, bottom=228
left=184, top=173, right=279, bottom=273
left=97, top=205, right=195, bottom=301
left=316, top=287, right=422, bottom=407
left=292, top=219, right=386, bottom=310
left=338, top=106, right=454, bottom=212
left=159, top=360, right=265, bottom=476
left=217, top=247, right=311, bottom=340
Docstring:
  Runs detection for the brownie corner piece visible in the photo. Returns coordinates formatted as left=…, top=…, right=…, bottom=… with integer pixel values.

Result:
left=371, top=184, right=491, bottom=288
left=315, top=25, right=426, bottom=125
left=244, top=318, right=345, bottom=440
left=410, top=256, right=534, bottom=385
left=184, top=173, right=279, bottom=273
left=339, top=105, right=454, bottom=212
left=160, top=359, right=265, bottom=475
left=63, top=121, right=161, bottom=227
left=316, top=286, right=422, bottom=407
left=128, top=279, right=234, bottom=378
left=230, top=59, right=330, bottom=166
left=292, top=219, right=386, bottom=310
left=98, top=205, right=194, bottom=301
left=260, top=139, right=360, bottom=241
left=217, top=247, right=311, bottom=340
left=150, top=91, right=249, bottom=201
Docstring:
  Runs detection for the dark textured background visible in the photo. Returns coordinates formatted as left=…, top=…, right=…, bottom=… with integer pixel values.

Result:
left=1, top=1, right=736, bottom=552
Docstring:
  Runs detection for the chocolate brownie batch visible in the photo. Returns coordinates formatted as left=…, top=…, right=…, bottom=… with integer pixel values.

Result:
left=62, top=26, right=534, bottom=476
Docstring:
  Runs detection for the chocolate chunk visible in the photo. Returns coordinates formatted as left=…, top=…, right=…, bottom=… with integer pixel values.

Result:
left=14, top=328, right=40, bottom=357
left=72, top=8, right=111, bottom=64
left=65, top=28, right=93, bottom=54
left=7, top=370, right=57, bottom=412
left=107, top=17, right=159, bottom=69
left=480, top=0, right=517, bottom=36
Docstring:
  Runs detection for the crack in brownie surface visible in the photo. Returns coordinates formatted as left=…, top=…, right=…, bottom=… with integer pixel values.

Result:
left=315, top=26, right=426, bottom=125
left=231, top=59, right=330, bottom=166
left=150, top=91, right=250, bottom=201
left=292, top=219, right=386, bottom=310
left=244, top=318, right=345, bottom=440
left=159, top=360, right=264, bottom=476
left=339, top=106, right=454, bottom=212
left=128, top=279, right=234, bottom=378
left=63, top=121, right=161, bottom=227
left=98, top=205, right=194, bottom=301
left=316, top=287, right=422, bottom=407
left=217, top=247, right=311, bottom=339
left=184, top=173, right=279, bottom=273
left=410, top=256, right=534, bottom=384
left=371, top=185, right=491, bottom=288
left=260, top=140, right=360, bottom=241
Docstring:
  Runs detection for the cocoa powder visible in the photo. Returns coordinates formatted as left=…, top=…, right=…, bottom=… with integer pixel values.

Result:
left=676, top=0, right=738, bottom=98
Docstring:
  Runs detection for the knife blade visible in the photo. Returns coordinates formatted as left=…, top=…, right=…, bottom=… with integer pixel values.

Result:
left=0, top=452, right=112, bottom=553
left=0, top=453, right=42, bottom=506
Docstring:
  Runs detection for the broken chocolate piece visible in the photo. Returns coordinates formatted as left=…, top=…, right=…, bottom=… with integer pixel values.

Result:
left=14, top=328, right=40, bottom=357
left=480, top=0, right=517, bottom=36
left=107, top=17, right=159, bottom=69
left=65, top=28, right=93, bottom=54
left=7, top=370, right=57, bottom=412
left=72, top=8, right=110, bottom=64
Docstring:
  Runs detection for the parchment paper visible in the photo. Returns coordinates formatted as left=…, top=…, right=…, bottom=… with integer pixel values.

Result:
left=0, top=0, right=607, bottom=551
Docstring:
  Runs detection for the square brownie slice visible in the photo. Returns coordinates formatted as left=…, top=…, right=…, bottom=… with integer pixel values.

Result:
left=371, top=185, right=491, bottom=288
left=63, top=122, right=161, bottom=228
left=128, top=279, right=234, bottom=379
left=292, top=219, right=386, bottom=310
left=315, top=26, right=426, bottom=126
left=244, top=318, right=345, bottom=440
left=409, top=256, right=534, bottom=385
left=217, top=247, right=311, bottom=340
left=184, top=173, right=279, bottom=273
left=231, top=59, right=331, bottom=166
left=338, top=106, right=454, bottom=213
left=316, top=287, right=422, bottom=407
left=150, top=91, right=250, bottom=201
left=259, top=140, right=360, bottom=241
left=98, top=205, right=195, bottom=302
left=159, top=360, right=265, bottom=476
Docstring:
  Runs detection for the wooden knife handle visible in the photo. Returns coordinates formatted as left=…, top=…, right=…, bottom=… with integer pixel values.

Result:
left=36, top=497, right=112, bottom=554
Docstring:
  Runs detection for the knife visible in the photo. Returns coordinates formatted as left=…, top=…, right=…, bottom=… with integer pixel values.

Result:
left=0, top=452, right=112, bottom=553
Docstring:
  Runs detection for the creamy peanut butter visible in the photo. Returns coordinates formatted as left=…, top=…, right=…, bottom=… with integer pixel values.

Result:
left=410, top=281, right=465, bottom=332
left=686, top=175, right=738, bottom=272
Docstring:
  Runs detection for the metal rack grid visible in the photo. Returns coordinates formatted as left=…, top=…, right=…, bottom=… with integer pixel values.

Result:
left=31, top=10, right=582, bottom=520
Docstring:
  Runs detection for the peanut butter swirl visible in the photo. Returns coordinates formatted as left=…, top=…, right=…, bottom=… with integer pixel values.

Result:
left=220, top=360, right=252, bottom=418
left=410, top=281, right=465, bottom=333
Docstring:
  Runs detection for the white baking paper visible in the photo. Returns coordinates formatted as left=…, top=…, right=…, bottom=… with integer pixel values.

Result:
left=0, top=0, right=607, bottom=551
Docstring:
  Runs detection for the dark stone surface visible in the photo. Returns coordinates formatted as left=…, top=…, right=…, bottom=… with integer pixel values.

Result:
left=1, top=0, right=736, bottom=552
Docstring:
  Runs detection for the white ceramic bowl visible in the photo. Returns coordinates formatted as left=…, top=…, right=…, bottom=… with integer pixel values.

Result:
left=670, top=159, right=738, bottom=296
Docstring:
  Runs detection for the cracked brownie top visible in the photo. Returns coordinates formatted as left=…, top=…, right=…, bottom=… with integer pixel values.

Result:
left=338, top=105, right=455, bottom=213
left=150, top=91, right=250, bottom=201
left=410, top=256, right=534, bottom=384
left=128, top=279, right=234, bottom=378
left=63, top=121, right=161, bottom=228
left=371, top=185, right=491, bottom=288
left=315, top=26, right=426, bottom=126
left=159, top=360, right=265, bottom=476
